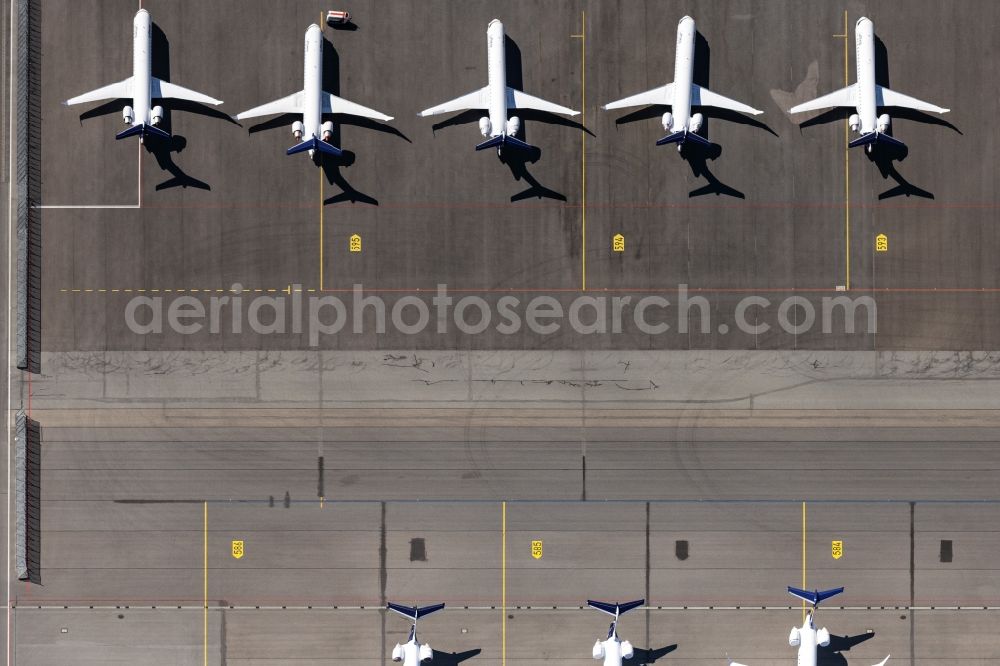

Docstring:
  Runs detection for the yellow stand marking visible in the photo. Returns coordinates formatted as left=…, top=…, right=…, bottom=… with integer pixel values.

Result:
left=320, top=167, right=325, bottom=290
left=501, top=501, right=507, bottom=666
left=801, top=501, right=807, bottom=622
left=203, top=501, right=208, bottom=666
left=834, top=10, right=851, bottom=290
left=572, top=12, right=586, bottom=291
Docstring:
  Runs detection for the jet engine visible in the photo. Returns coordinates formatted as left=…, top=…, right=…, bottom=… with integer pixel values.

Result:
left=292, top=121, right=304, bottom=139
left=505, top=116, right=520, bottom=136
left=321, top=120, right=334, bottom=141
left=479, top=117, right=492, bottom=137
left=418, top=644, right=433, bottom=662
left=122, top=105, right=134, bottom=125
left=621, top=640, right=634, bottom=660
left=849, top=113, right=860, bottom=132
left=151, top=105, right=164, bottom=126
left=816, top=628, right=831, bottom=647
left=391, top=644, right=404, bottom=662
left=661, top=112, right=673, bottom=131
left=689, top=112, right=704, bottom=132
left=788, top=626, right=801, bottom=647
left=877, top=113, right=891, bottom=133
left=592, top=641, right=605, bottom=660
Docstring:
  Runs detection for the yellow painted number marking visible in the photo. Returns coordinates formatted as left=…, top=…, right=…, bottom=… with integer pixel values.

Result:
left=350, top=234, right=362, bottom=253
left=531, top=540, right=543, bottom=559
left=232, top=540, right=245, bottom=560
left=612, top=234, right=625, bottom=253
left=875, top=234, right=888, bottom=253
left=831, top=540, right=843, bottom=560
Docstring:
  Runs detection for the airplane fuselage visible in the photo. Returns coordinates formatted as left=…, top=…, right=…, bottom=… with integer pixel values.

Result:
left=793, top=615, right=821, bottom=666
left=486, top=19, right=508, bottom=138
left=398, top=639, right=424, bottom=666
left=131, top=9, right=152, bottom=128
left=303, top=24, right=325, bottom=155
left=854, top=17, right=878, bottom=135
left=597, top=637, right=628, bottom=666
left=669, top=16, right=696, bottom=133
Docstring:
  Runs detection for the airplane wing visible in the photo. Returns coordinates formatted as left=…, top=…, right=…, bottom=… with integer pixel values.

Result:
left=324, top=93, right=393, bottom=121
left=234, top=91, right=305, bottom=120
left=152, top=78, right=223, bottom=105
left=508, top=88, right=579, bottom=116
left=876, top=85, right=948, bottom=113
left=691, top=84, right=763, bottom=115
left=602, top=83, right=673, bottom=110
left=65, top=78, right=133, bottom=105
left=789, top=84, right=856, bottom=113
left=417, top=87, right=489, bottom=117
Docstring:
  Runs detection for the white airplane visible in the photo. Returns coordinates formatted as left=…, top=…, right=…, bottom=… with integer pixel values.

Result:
left=602, top=16, right=762, bottom=151
left=589, top=599, right=643, bottom=666
left=389, top=602, right=445, bottom=666
left=727, top=587, right=888, bottom=666
left=64, top=9, right=223, bottom=143
left=418, top=19, right=579, bottom=155
left=789, top=16, right=949, bottom=152
left=235, top=24, right=393, bottom=158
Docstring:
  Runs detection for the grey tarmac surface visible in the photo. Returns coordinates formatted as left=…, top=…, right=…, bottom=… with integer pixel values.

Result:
left=10, top=0, right=1000, bottom=663
left=35, top=0, right=1000, bottom=350
left=11, top=350, right=1000, bottom=662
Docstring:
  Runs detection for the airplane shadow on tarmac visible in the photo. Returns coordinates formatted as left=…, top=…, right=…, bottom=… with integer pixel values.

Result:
left=797, top=35, right=961, bottom=200
left=817, top=630, right=877, bottom=666
left=627, top=644, right=679, bottom=665
left=611, top=32, right=777, bottom=200
left=429, top=35, right=592, bottom=203
left=75, top=23, right=237, bottom=191
left=430, top=648, right=482, bottom=666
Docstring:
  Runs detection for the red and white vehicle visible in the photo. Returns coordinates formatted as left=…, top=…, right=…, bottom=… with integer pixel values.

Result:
left=326, top=10, right=351, bottom=25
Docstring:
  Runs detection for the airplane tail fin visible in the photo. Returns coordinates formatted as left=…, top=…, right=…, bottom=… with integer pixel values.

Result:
left=475, top=135, right=537, bottom=153
left=387, top=602, right=446, bottom=621
left=115, top=123, right=171, bottom=141
left=848, top=132, right=906, bottom=151
left=587, top=599, right=645, bottom=617
left=286, top=137, right=343, bottom=157
left=787, top=586, right=844, bottom=607
left=655, top=131, right=710, bottom=147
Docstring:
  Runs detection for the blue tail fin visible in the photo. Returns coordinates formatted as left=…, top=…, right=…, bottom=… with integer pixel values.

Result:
left=387, top=602, right=446, bottom=621
left=655, top=131, right=686, bottom=146
left=115, top=123, right=171, bottom=141
left=475, top=135, right=504, bottom=151
left=849, top=132, right=906, bottom=150
left=587, top=599, right=644, bottom=616
left=656, top=131, right=710, bottom=147
left=475, top=135, right=537, bottom=152
left=787, top=586, right=844, bottom=607
left=287, top=136, right=343, bottom=157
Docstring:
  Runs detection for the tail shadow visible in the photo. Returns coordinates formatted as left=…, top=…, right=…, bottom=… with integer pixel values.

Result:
left=628, top=645, right=678, bottom=665
left=430, top=649, right=482, bottom=666
left=146, top=22, right=211, bottom=190
left=817, top=631, right=875, bottom=666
